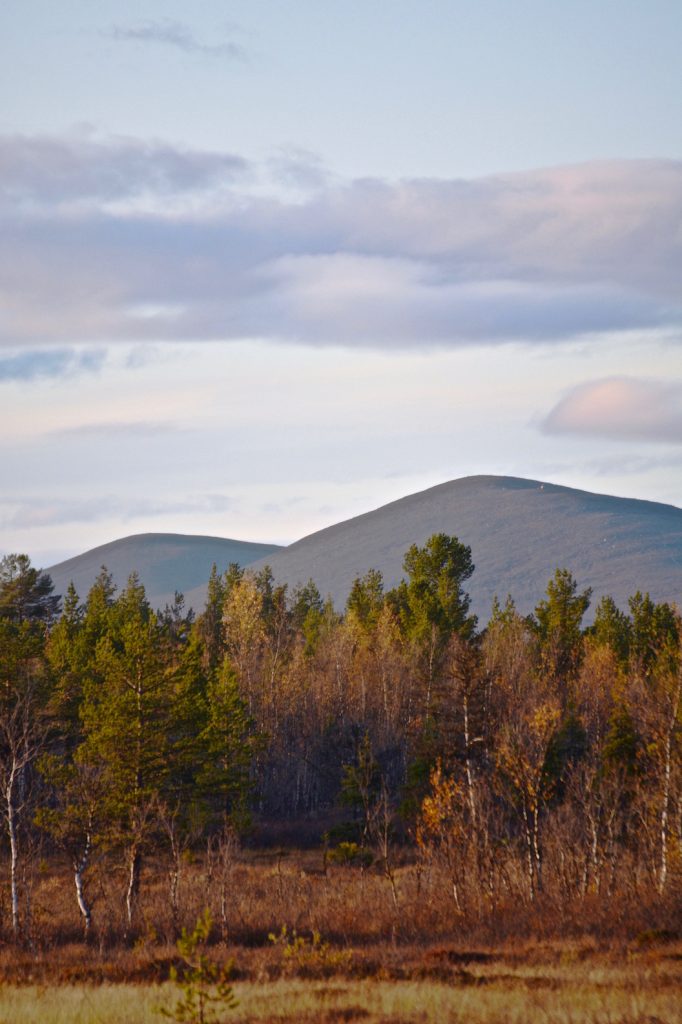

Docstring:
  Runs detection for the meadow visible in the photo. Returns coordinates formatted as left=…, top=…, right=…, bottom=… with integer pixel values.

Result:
left=1, top=944, right=680, bottom=1024
left=1, top=851, right=680, bottom=1023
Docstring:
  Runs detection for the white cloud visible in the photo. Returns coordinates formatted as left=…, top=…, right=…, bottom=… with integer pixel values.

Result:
left=542, top=377, right=682, bottom=444
left=1, top=140, right=680, bottom=349
left=1, top=492, right=236, bottom=530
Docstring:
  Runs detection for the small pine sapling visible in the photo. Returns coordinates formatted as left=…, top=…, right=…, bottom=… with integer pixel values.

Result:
left=160, top=909, right=237, bottom=1024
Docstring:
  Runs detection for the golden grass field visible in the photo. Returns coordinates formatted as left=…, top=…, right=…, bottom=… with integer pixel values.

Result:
left=1, top=943, right=681, bottom=1023
left=1, top=851, right=680, bottom=1022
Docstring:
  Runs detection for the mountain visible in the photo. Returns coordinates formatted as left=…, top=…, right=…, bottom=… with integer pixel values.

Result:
left=47, top=533, right=282, bottom=610
left=45, top=477, right=681, bottom=622
left=184, top=476, right=681, bottom=621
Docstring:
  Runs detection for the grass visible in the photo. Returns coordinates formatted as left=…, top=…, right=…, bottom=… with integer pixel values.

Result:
left=1, top=850, right=680, bottom=1022
left=1, top=974, right=680, bottom=1024
left=8, top=845, right=679, bottom=958
left=1, top=950, right=680, bottom=1023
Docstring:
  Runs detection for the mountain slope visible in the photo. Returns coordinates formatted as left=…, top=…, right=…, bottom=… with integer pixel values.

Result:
left=47, top=533, right=282, bottom=610
left=184, top=476, right=681, bottom=621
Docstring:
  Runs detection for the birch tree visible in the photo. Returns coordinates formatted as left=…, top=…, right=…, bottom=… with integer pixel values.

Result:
left=0, top=556, right=54, bottom=940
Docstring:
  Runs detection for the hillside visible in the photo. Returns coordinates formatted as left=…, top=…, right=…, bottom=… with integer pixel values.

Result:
left=184, top=476, right=681, bottom=621
left=45, top=478, right=682, bottom=621
left=47, top=533, right=282, bottom=610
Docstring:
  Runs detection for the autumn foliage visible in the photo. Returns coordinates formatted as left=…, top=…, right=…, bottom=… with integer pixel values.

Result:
left=0, top=537, right=679, bottom=955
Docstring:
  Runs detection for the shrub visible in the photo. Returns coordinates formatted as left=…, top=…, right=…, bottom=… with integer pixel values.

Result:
left=268, top=925, right=354, bottom=977
left=160, top=909, right=237, bottom=1024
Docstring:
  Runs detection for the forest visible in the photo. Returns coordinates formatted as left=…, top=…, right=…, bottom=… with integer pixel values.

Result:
left=0, top=534, right=680, bottom=966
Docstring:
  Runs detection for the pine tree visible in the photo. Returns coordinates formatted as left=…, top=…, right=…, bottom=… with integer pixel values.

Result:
left=590, top=595, right=631, bottom=668
left=79, top=574, right=171, bottom=929
left=0, top=554, right=61, bottom=624
left=535, top=568, right=591, bottom=685
left=388, top=534, right=476, bottom=721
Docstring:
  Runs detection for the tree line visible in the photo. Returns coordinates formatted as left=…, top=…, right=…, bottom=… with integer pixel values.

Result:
left=0, top=536, right=679, bottom=942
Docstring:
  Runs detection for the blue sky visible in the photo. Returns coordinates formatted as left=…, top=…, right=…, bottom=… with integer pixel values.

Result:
left=1, top=1, right=681, bottom=567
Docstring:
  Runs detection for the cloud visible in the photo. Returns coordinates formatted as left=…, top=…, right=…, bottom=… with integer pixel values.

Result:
left=542, top=377, right=682, bottom=444
left=0, top=134, right=249, bottom=207
left=267, top=147, right=331, bottom=192
left=50, top=421, right=173, bottom=439
left=1, top=140, right=681, bottom=349
left=246, top=254, right=663, bottom=345
left=108, top=19, right=246, bottom=60
left=1, top=493, right=235, bottom=529
left=0, top=348, right=106, bottom=381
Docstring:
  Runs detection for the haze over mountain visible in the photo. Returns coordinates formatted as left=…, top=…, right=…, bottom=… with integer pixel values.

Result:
left=46, top=477, right=681, bottom=623
left=47, top=534, right=282, bottom=611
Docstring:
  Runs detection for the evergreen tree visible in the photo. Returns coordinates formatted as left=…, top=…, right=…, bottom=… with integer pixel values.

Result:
left=291, top=579, right=325, bottom=656
left=394, top=534, right=476, bottom=644
left=535, top=568, right=592, bottom=684
left=346, top=569, right=385, bottom=634
left=196, top=658, right=258, bottom=831
left=589, top=595, right=631, bottom=667
left=79, top=574, right=171, bottom=928
left=0, top=553, right=61, bottom=624
left=387, top=534, right=476, bottom=724
left=197, top=565, right=226, bottom=675
left=628, top=592, right=679, bottom=677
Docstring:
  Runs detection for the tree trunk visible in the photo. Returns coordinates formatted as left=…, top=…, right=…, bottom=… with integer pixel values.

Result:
left=6, top=767, right=20, bottom=937
left=532, top=804, right=543, bottom=893
left=658, top=672, right=681, bottom=894
left=126, top=846, right=142, bottom=929
left=168, top=850, right=181, bottom=935
left=462, top=694, right=477, bottom=828
left=522, top=800, right=535, bottom=902
left=74, top=856, right=92, bottom=937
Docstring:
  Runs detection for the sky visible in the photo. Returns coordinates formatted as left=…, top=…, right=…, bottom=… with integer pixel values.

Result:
left=1, top=0, right=681, bottom=567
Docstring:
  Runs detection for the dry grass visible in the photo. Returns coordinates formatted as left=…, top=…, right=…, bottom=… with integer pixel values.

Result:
left=0, top=850, right=680, bottom=1023
left=1, top=963, right=681, bottom=1024
left=5, top=846, right=678, bottom=958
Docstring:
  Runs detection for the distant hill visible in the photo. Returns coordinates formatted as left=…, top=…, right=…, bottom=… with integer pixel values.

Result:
left=184, top=476, right=681, bottom=622
left=47, top=533, right=282, bottom=611
left=46, top=478, right=681, bottom=622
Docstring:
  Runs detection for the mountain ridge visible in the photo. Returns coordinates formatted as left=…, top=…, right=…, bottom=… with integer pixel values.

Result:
left=46, top=532, right=283, bottom=610
left=45, top=476, right=681, bottom=622
left=234, top=475, right=680, bottom=622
